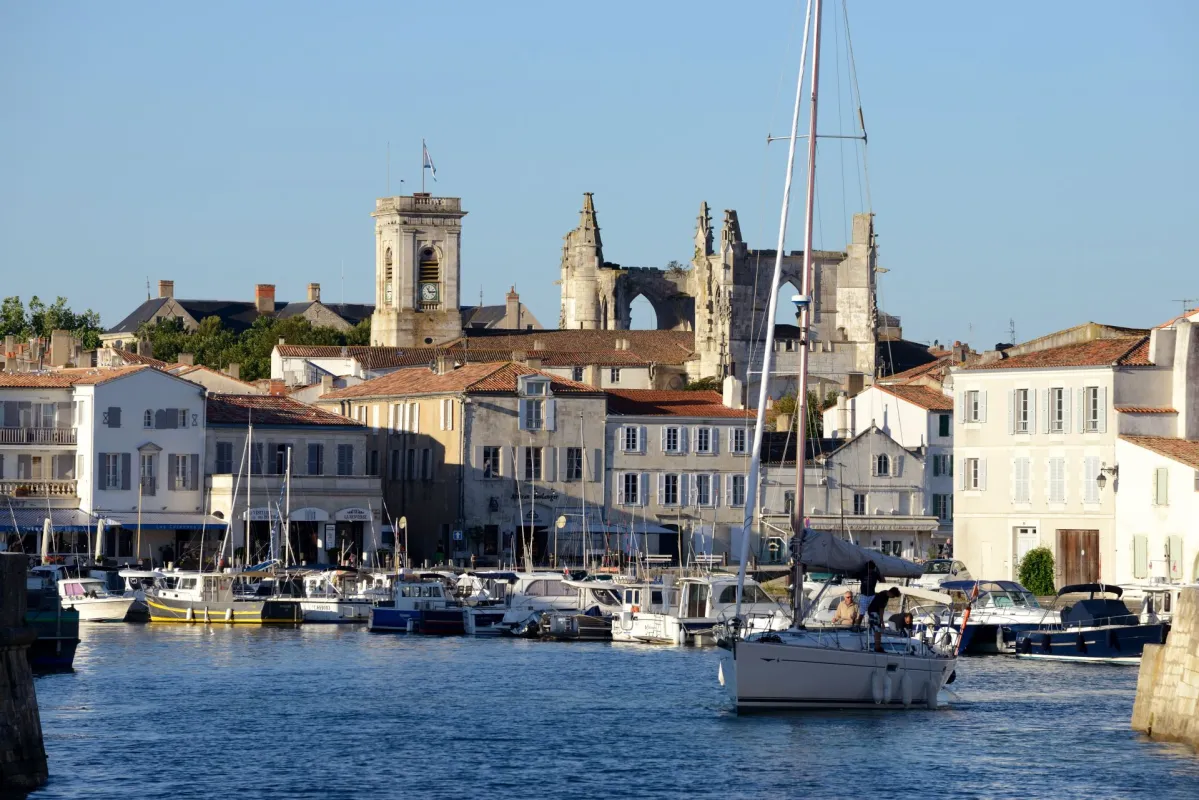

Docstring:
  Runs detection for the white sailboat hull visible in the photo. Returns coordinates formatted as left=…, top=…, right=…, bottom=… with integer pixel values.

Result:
left=300, top=600, right=373, bottom=623
left=63, top=596, right=136, bottom=622
left=722, top=629, right=957, bottom=711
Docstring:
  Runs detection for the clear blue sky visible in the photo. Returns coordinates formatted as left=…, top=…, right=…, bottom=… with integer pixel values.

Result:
left=2, top=1, right=1196, bottom=348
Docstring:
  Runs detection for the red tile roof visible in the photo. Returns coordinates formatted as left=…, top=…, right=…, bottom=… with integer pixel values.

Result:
left=605, top=389, right=754, bottom=418
left=960, top=336, right=1150, bottom=371
left=1154, top=308, right=1199, bottom=328
left=0, top=365, right=150, bottom=387
left=880, top=357, right=952, bottom=385
left=876, top=383, right=954, bottom=411
left=319, top=362, right=601, bottom=400
left=110, top=348, right=168, bottom=368
left=206, top=394, right=364, bottom=427
left=1120, top=436, right=1199, bottom=470
left=1114, top=406, right=1177, bottom=414
left=454, top=330, right=696, bottom=365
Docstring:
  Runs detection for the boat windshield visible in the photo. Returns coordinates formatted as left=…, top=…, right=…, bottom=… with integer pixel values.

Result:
left=988, top=589, right=1039, bottom=608
left=717, top=584, right=771, bottom=604
left=922, top=561, right=953, bottom=575
left=588, top=588, right=621, bottom=606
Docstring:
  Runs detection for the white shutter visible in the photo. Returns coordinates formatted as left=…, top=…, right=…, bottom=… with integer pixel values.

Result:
left=544, top=447, right=556, bottom=482
left=710, top=428, right=719, bottom=454
left=616, top=472, right=626, bottom=505
left=515, top=447, right=525, bottom=479
left=545, top=399, right=556, bottom=431
left=439, top=400, right=446, bottom=431
left=1009, top=457, right=1016, bottom=502
left=518, top=399, right=528, bottom=431
left=957, top=394, right=965, bottom=425
left=1083, top=456, right=1099, bottom=503
left=979, top=458, right=987, bottom=491
left=979, top=391, right=988, bottom=423
left=958, top=460, right=967, bottom=491
left=474, top=446, right=484, bottom=474
left=1097, top=386, right=1107, bottom=433
left=1062, top=391, right=1071, bottom=433
left=893, top=454, right=904, bottom=477
left=640, top=426, right=648, bottom=454
left=679, top=427, right=688, bottom=454
left=640, top=473, right=649, bottom=506
left=711, top=473, right=721, bottom=506
left=679, top=474, right=689, bottom=506
left=410, top=403, right=419, bottom=433
left=1007, top=390, right=1015, bottom=435
left=1078, top=388, right=1086, bottom=433
left=660, top=426, right=668, bottom=453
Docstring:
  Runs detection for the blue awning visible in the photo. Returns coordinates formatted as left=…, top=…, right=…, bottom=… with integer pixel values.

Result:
left=99, top=511, right=227, bottom=531
left=0, top=507, right=98, bottom=533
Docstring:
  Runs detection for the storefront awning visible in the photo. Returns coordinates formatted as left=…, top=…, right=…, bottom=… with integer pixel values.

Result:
left=0, top=507, right=97, bottom=533
left=101, top=511, right=226, bottom=531
left=289, top=507, right=330, bottom=522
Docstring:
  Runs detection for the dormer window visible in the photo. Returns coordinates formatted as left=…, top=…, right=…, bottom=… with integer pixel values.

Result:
left=522, top=379, right=549, bottom=397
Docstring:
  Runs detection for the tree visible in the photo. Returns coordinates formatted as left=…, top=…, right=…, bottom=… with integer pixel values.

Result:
left=0, top=295, right=104, bottom=349
left=683, top=376, right=721, bottom=391
left=1018, top=547, right=1056, bottom=596
left=768, top=389, right=838, bottom=437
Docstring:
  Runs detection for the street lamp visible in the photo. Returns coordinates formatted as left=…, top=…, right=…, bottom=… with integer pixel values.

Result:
left=1096, top=463, right=1118, bottom=491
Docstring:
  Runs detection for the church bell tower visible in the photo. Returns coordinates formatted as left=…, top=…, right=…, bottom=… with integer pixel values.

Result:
left=370, top=194, right=466, bottom=347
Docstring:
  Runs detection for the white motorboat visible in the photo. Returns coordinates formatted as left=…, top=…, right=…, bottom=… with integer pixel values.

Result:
left=542, top=578, right=628, bottom=641
left=612, top=575, right=788, bottom=646
left=912, top=580, right=1058, bottom=654
left=490, top=572, right=580, bottom=636
left=299, top=570, right=375, bottom=623
left=55, top=576, right=137, bottom=622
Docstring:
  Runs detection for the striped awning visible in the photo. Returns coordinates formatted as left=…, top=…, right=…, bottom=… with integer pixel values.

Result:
left=0, top=507, right=98, bottom=533
left=99, top=511, right=226, bottom=531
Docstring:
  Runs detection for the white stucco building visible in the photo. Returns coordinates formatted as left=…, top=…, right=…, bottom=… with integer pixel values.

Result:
left=1114, top=436, right=1199, bottom=584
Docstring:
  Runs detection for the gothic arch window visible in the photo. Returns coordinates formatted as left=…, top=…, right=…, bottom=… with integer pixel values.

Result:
left=384, top=248, right=394, bottom=305
left=876, top=454, right=890, bottom=476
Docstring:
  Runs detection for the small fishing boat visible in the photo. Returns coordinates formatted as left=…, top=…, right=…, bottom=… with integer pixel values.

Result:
left=612, top=575, right=788, bottom=646
left=144, top=571, right=303, bottom=625
left=368, top=572, right=463, bottom=635
left=56, top=576, right=136, bottom=622
left=1014, top=584, right=1168, bottom=664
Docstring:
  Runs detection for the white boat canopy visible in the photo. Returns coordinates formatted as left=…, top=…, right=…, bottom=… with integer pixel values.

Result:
left=794, top=529, right=923, bottom=579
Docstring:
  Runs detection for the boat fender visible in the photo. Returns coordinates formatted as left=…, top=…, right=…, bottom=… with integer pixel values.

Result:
left=1040, top=633, right=1053, bottom=654
left=675, top=626, right=687, bottom=647
left=996, top=627, right=1007, bottom=653
left=203, top=607, right=210, bottom=624
left=1076, top=631, right=1087, bottom=655
left=882, top=674, right=893, bottom=704
left=871, top=671, right=884, bottom=705
left=186, top=607, right=194, bottom=622
left=900, top=674, right=912, bottom=708
left=1018, top=637, right=1032, bottom=656
left=224, top=608, right=233, bottom=622
left=1107, top=629, right=1119, bottom=652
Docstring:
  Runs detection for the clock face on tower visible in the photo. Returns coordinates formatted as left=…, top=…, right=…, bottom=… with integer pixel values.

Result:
left=420, top=282, right=439, bottom=303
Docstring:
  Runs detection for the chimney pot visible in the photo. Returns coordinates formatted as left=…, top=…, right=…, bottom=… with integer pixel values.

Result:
left=255, top=284, right=276, bottom=315
left=320, top=375, right=334, bottom=394
left=158, top=280, right=174, bottom=299
left=226, top=362, right=240, bottom=380
left=177, top=353, right=194, bottom=366
left=307, top=283, right=321, bottom=303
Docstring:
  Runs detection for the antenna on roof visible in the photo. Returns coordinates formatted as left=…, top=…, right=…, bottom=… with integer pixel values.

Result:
left=479, top=286, right=484, bottom=308
left=1008, top=318, right=1017, bottom=345
left=146, top=277, right=151, bottom=300
left=1172, top=298, right=1198, bottom=316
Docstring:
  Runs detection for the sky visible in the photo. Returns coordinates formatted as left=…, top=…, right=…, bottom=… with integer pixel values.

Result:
left=2, top=1, right=1196, bottom=349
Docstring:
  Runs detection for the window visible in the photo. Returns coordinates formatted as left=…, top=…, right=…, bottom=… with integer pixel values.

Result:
left=932, top=454, right=953, bottom=477
left=662, top=474, right=680, bottom=506
left=104, top=454, right=121, bottom=489
left=964, top=390, right=983, bottom=423
left=730, top=474, right=746, bottom=507
left=933, top=494, right=952, bottom=521
left=696, top=474, right=713, bottom=507
left=875, top=454, right=890, bottom=476
left=610, top=368, right=621, bottom=383
left=178, top=409, right=188, bottom=428
left=439, top=398, right=454, bottom=431
left=524, top=399, right=544, bottom=431
left=249, top=443, right=264, bottom=475
left=852, top=493, right=867, bottom=515
left=171, top=454, right=189, bottom=491
left=422, top=449, right=432, bottom=481
left=565, top=447, right=584, bottom=481
left=356, top=406, right=367, bottom=424
left=663, top=426, right=682, bottom=454
left=337, top=444, right=354, bottom=476
left=730, top=428, right=747, bottom=454
left=1014, top=388, right=1030, bottom=433
left=215, top=442, right=233, bottom=473
left=143, top=409, right=153, bottom=429
left=783, top=489, right=795, bottom=514
left=964, top=457, right=984, bottom=490
left=368, top=450, right=379, bottom=477
left=1048, top=458, right=1066, bottom=503
left=1153, top=467, right=1169, bottom=506
left=1084, top=386, right=1102, bottom=432
left=1013, top=457, right=1030, bottom=503
left=524, top=447, right=542, bottom=481
left=274, top=444, right=289, bottom=475
left=524, top=380, right=548, bottom=396
left=390, top=449, right=400, bottom=479
left=572, top=366, right=584, bottom=382
left=622, top=426, right=641, bottom=453
left=695, top=427, right=713, bottom=454
left=621, top=472, right=641, bottom=505
left=1049, top=388, right=1066, bottom=433
left=140, top=454, right=156, bottom=496
left=938, top=414, right=951, bottom=437
left=307, top=443, right=324, bottom=475
left=482, top=446, right=500, bottom=479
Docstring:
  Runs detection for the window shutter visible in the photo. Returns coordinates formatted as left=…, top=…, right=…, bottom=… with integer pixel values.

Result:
left=957, top=394, right=965, bottom=425
left=1133, top=535, right=1148, bottom=580
left=410, top=404, right=419, bottom=433
left=617, top=472, right=626, bottom=505
left=640, top=473, right=649, bottom=506
left=517, top=399, right=527, bottom=431
left=108, top=406, right=121, bottom=428
left=168, top=409, right=179, bottom=429
left=1083, top=456, right=1098, bottom=503
left=166, top=453, right=177, bottom=491
left=679, top=474, right=689, bottom=506
left=439, top=400, right=446, bottom=431
left=474, top=446, right=483, bottom=474
left=660, top=426, right=667, bottom=453
left=1007, top=390, right=1015, bottom=434
left=640, top=426, right=648, bottom=454
left=190, top=454, right=199, bottom=490
left=712, top=473, right=721, bottom=506
left=1155, top=467, right=1169, bottom=506
left=591, top=448, right=602, bottom=482
left=679, top=427, right=688, bottom=454
left=893, top=455, right=903, bottom=478
left=958, top=460, right=967, bottom=491
left=545, top=399, right=556, bottom=431
left=545, top=447, right=557, bottom=482
left=978, top=391, right=987, bottom=423
left=710, top=428, right=719, bottom=455
left=154, top=409, right=165, bottom=429
left=1097, top=386, right=1107, bottom=433
left=121, top=453, right=131, bottom=490
left=657, top=473, right=665, bottom=505
left=95, top=453, right=104, bottom=491
left=515, top=447, right=525, bottom=479
left=1062, top=391, right=1071, bottom=432
left=1167, top=535, right=1183, bottom=580
left=979, top=458, right=987, bottom=491
left=1077, top=388, right=1086, bottom=433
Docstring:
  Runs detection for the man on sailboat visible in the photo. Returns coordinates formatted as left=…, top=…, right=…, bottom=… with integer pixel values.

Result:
left=857, top=560, right=881, bottom=622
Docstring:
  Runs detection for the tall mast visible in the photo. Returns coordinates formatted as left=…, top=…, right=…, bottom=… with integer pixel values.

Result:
left=734, top=0, right=814, bottom=620
left=246, top=418, right=252, bottom=567
left=579, top=412, right=588, bottom=569
left=791, top=0, right=824, bottom=628
left=284, top=445, right=292, bottom=566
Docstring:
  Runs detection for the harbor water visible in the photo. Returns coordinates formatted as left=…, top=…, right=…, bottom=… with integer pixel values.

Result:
left=32, top=625, right=1199, bottom=799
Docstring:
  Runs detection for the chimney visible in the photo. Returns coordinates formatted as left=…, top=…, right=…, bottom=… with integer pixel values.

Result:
left=836, top=392, right=849, bottom=438
left=177, top=353, right=195, bottom=366
left=255, top=284, right=276, bottom=315
left=320, top=375, right=334, bottom=395
left=511, top=350, right=527, bottom=363
left=1172, top=318, right=1199, bottom=440
left=722, top=375, right=744, bottom=409
left=158, top=280, right=174, bottom=299
left=269, top=380, right=286, bottom=396
left=226, top=362, right=240, bottom=380
left=307, top=283, right=321, bottom=303
left=506, top=286, right=521, bottom=329
left=49, top=330, right=72, bottom=367
left=525, top=355, right=543, bottom=370
left=532, top=339, right=545, bottom=351
left=776, top=413, right=793, bottom=433
left=434, top=352, right=451, bottom=375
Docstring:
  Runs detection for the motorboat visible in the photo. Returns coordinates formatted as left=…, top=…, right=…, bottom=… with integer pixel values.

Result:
left=912, top=580, right=1057, bottom=655
left=612, top=575, right=789, bottom=646
left=25, top=567, right=80, bottom=673
left=299, top=569, right=375, bottom=623
left=56, top=576, right=136, bottom=622
left=910, top=558, right=973, bottom=591
left=116, top=568, right=159, bottom=621
left=1119, top=581, right=1197, bottom=625
left=144, top=570, right=303, bottom=624
left=368, top=572, right=464, bottom=635
left=490, top=572, right=580, bottom=636
left=541, top=578, right=627, bottom=641
left=1014, top=584, right=1168, bottom=664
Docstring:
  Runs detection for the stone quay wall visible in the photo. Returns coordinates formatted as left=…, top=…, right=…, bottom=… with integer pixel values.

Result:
left=0, top=553, right=48, bottom=792
left=1132, top=587, right=1199, bottom=750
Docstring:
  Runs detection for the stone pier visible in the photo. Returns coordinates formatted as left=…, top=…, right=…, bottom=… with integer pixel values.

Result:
left=0, top=554, right=48, bottom=792
left=1132, top=587, right=1199, bottom=750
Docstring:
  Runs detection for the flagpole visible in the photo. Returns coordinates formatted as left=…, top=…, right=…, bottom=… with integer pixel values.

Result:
left=421, top=139, right=425, bottom=193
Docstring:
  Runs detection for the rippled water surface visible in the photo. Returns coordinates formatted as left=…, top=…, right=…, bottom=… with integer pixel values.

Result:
left=30, top=624, right=1199, bottom=799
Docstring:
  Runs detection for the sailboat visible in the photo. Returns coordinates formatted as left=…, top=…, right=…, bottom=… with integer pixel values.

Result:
left=718, top=0, right=957, bottom=710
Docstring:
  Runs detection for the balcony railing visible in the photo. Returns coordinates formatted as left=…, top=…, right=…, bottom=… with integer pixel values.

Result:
left=0, top=479, right=78, bottom=497
left=0, top=427, right=77, bottom=445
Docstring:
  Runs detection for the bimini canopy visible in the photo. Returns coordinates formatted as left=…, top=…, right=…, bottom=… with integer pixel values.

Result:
left=793, top=528, right=923, bottom=579
left=1057, top=583, right=1123, bottom=598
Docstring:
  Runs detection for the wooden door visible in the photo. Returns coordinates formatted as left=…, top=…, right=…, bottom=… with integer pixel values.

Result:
left=1056, top=529, right=1100, bottom=586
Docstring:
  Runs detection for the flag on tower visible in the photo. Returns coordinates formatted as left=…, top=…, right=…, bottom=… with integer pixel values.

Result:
left=422, top=140, right=437, bottom=181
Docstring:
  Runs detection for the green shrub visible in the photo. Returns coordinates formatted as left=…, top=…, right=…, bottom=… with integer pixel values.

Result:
left=1018, top=547, right=1056, bottom=595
